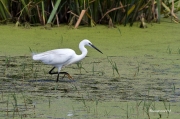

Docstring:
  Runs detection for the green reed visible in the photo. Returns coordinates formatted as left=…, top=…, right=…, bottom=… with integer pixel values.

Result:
left=166, top=45, right=172, bottom=54
left=21, top=63, right=26, bottom=80
left=107, top=56, right=120, bottom=77
left=76, top=61, right=87, bottom=74
left=12, top=93, right=20, bottom=118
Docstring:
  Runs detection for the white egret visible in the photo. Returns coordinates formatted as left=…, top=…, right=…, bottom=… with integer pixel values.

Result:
left=32, top=39, right=103, bottom=82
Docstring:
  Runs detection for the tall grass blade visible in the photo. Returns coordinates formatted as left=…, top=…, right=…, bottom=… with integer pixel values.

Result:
left=157, top=0, right=161, bottom=23
left=0, top=1, right=7, bottom=20
left=92, top=63, right=95, bottom=75
left=107, top=56, right=120, bottom=77
left=0, top=0, right=11, bottom=19
left=47, top=0, right=62, bottom=24
left=130, top=0, right=143, bottom=26
left=41, top=1, right=45, bottom=25
left=52, top=1, right=67, bottom=24
left=117, top=27, right=121, bottom=35
left=75, top=0, right=80, bottom=15
left=21, top=92, right=27, bottom=110
left=51, top=1, right=59, bottom=26
left=6, top=95, right=9, bottom=117
left=20, top=0, right=30, bottom=18
left=127, top=4, right=135, bottom=16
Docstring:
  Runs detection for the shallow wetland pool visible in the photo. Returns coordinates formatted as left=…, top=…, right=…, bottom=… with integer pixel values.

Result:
left=0, top=24, right=180, bottom=118
left=0, top=54, right=180, bottom=119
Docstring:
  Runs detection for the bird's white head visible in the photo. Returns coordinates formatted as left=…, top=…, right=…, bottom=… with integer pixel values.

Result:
left=81, top=39, right=92, bottom=47
left=80, top=39, right=103, bottom=54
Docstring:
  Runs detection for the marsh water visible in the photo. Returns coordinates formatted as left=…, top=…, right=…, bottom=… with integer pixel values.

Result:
left=0, top=22, right=180, bottom=118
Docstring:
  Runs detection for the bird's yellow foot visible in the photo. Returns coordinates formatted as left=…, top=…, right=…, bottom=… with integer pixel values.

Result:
left=66, top=74, right=73, bottom=80
left=62, top=73, right=73, bottom=80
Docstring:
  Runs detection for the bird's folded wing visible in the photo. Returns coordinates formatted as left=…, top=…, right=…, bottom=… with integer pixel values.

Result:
left=33, top=49, right=74, bottom=65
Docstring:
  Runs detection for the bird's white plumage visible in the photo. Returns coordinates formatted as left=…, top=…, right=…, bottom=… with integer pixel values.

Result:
left=32, top=39, right=102, bottom=80
left=32, top=39, right=95, bottom=72
left=33, top=49, right=75, bottom=66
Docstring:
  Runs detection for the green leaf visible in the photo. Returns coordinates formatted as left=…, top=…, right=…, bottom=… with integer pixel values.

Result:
left=157, top=0, right=161, bottom=23
left=127, top=4, right=135, bottom=16
left=47, top=0, right=62, bottom=24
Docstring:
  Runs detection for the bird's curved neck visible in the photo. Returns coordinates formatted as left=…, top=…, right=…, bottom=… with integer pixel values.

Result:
left=76, top=42, right=88, bottom=62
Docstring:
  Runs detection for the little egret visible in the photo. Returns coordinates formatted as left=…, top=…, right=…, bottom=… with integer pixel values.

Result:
left=32, top=39, right=103, bottom=82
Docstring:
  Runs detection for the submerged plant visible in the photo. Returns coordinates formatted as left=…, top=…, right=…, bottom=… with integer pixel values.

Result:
left=76, top=61, right=87, bottom=74
left=48, top=97, right=51, bottom=108
left=6, top=95, right=9, bottom=117
left=134, top=61, right=142, bottom=77
left=135, top=100, right=143, bottom=118
left=21, top=92, right=27, bottom=110
left=21, top=63, right=27, bottom=80
left=107, top=56, right=120, bottom=77
left=3, top=56, right=11, bottom=76
left=99, top=70, right=105, bottom=76
left=92, top=63, right=95, bottom=75
left=171, top=83, right=176, bottom=94
left=141, top=87, right=153, bottom=119
left=162, top=99, right=171, bottom=118
left=4, top=56, right=11, bottom=68
left=143, top=99, right=152, bottom=119
left=117, top=27, right=121, bottom=35
left=33, top=67, right=38, bottom=80
left=178, top=48, right=180, bottom=54
left=91, top=62, right=104, bottom=76
left=94, top=97, right=99, bottom=116
left=29, top=62, right=40, bottom=80
left=12, top=93, right=20, bottom=118
left=166, top=45, right=172, bottom=54
left=81, top=94, right=91, bottom=113
left=126, top=103, right=129, bottom=119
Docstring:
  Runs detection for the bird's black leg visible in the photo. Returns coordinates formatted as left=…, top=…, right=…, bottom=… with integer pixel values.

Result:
left=56, top=73, right=60, bottom=82
left=49, top=67, right=58, bottom=74
left=56, top=72, right=72, bottom=82
left=49, top=67, right=73, bottom=82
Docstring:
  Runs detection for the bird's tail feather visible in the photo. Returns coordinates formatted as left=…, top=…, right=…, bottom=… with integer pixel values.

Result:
left=32, top=53, right=47, bottom=61
left=32, top=53, right=40, bottom=60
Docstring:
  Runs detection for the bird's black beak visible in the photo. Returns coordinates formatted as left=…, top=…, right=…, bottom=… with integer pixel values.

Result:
left=89, top=43, right=103, bottom=54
